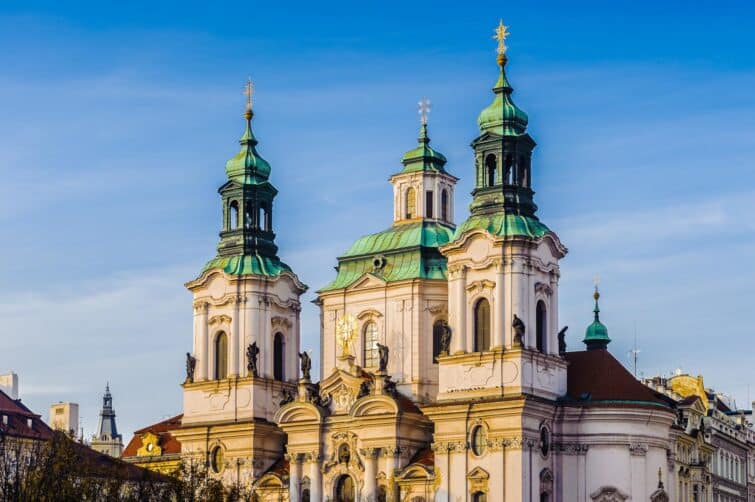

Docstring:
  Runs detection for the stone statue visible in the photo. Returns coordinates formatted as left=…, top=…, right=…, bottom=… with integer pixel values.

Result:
left=439, top=321, right=452, bottom=356
left=246, top=342, right=260, bottom=377
left=376, top=343, right=389, bottom=373
left=279, top=388, right=294, bottom=406
left=185, top=352, right=196, bottom=383
left=299, top=351, right=312, bottom=381
left=358, top=380, right=372, bottom=398
left=512, top=314, right=525, bottom=347
left=558, top=326, right=568, bottom=356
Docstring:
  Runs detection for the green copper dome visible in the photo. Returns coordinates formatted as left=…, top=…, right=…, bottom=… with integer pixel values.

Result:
left=399, top=123, right=448, bottom=174
left=477, top=56, right=529, bottom=136
left=225, top=112, right=272, bottom=185
left=584, top=290, right=611, bottom=350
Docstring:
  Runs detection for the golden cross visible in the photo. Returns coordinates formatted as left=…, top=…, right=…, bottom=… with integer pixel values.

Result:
left=418, top=97, right=431, bottom=125
left=493, top=19, right=510, bottom=55
left=243, top=77, right=254, bottom=112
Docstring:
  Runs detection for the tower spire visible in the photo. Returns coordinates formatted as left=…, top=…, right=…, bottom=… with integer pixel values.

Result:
left=584, top=283, right=611, bottom=350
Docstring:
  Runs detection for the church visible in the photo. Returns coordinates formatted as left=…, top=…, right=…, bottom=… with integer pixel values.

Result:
left=123, top=21, right=678, bottom=502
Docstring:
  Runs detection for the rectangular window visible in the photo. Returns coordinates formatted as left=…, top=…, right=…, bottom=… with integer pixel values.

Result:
left=426, top=191, right=433, bottom=218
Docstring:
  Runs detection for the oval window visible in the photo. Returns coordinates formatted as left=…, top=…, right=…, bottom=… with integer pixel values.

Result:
left=471, top=425, right=487, bottom=456
left=210, top=446, right=224, bottom=473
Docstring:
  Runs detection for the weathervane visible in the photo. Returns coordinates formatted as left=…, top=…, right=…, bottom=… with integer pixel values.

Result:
left=243, top=77, right=254, bottom=117
left=418, top=98, right=431, bottom=126
left=493, top=19, right=510, bottom=56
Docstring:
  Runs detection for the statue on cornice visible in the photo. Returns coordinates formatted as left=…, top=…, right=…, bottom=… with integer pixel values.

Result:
left=299, top=351, right=312, bottom=381
left=377, top=343, right=389, bottom=373
left=439, top=321, right=452, bottom=356
left=558, top=326, right=568, bottom=356
left=512, top=314, right=526, bottom=346
left=185, top=352, right=196, bottom=383
left=246, top=342, right=260, bottom=377
left=279, top=388, right=294, bottom=406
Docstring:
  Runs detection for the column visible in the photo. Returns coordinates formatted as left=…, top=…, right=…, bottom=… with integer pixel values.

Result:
left=549, top=273, right=559, bottom=356
left=289, top=455, right=301, bottom=502
left=308, top=455, right=322, bottom=502
left=386, top=448, right=398, bottom=502
left=503, top=258, right=513, bottom=347
left=363, top=448, right=377, bottom=500
left=493, top=261, right=505, bottom=349
left=263, top=296, right=272, bottom=378
left=196, top=302, right=209, bottom=380
left=230, top=297, right=240, bottom=376
left=290, top=311, right=300, bottom=381
left=450, top=268, right=464, bottom=354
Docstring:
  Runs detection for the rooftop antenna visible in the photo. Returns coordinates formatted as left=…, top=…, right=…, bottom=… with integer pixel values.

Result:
left=628, top=321, right=641, bottom=378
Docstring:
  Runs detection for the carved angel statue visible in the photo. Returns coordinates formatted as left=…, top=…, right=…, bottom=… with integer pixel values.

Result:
left=376, top=343, right=389, bottom=373
left=299, top=351, right=312, bottom=381
left=557, top=326, right=568, bottom=356
left=246, top=342, right=260, bottom=377
left=185, top=352, right=196, bottom=383
left=512, top=314, right=526, bottom=347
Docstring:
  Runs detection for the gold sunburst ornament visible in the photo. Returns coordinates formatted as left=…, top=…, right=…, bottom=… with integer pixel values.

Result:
left=336, top=314, right=358, bottom=357
left=493, top=19, right=510, bottom=56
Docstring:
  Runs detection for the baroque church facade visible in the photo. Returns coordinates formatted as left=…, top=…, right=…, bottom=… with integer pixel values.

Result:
left=125, top=23, right=680, bottom=502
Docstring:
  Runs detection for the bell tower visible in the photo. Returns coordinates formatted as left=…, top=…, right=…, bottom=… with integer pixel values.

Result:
left=174, top=80, right=307, bottom=484
left=434, top=21, right=568, bottom=402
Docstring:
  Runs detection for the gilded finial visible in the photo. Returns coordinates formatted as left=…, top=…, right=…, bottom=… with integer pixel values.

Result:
left=418, top=97, right=431, bottom=126
left=593, top=275, right=601, bottom=301
left=243, top=77, right=254, bottom=120
left=493, top=19, right=510, bottom=66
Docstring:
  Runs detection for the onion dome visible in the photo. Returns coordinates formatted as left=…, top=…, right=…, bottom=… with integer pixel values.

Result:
left=584, top=288, right=611, bottom=350
left=224, top=83, right=271, bottom=184
left=477, top=52, right=529, bottom=136
left=399, top=122, right=448, bottom=174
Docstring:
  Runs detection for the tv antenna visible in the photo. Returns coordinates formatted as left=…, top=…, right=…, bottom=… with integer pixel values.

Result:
left=628, top=321, right=641, bottom=378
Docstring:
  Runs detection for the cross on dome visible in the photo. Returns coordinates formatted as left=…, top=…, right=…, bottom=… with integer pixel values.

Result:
left=418, top=97, right=431, bottom=125
left=493, top=19, right=510, bottom=56
left=243, top=77, right=254, bottom=117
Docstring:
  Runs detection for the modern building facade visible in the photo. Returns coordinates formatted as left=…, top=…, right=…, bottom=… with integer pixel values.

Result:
left=49, top=402, right=79, bottom=438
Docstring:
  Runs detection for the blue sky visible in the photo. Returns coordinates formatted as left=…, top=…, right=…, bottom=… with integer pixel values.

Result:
left=2, top=1, right=755, bottom=438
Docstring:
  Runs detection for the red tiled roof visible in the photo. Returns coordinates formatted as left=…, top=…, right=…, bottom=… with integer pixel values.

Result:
left=0, top=389, right=53, bottom=440
left=407, top=447, right=434, bottom=467
left=122, top=414, right=183, bottom=458
left=564, top=349, right=674, bottom=409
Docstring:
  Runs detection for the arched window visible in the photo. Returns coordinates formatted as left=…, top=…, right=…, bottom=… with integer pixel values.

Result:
left=505, top=154, right=513, bottom=184
left=472, top=492, right=487, bottom=502
left=425, top=190, right=433, bottom=218
left=229, top=200, right=239, bottom=229
left=377, top=485, right=387, bottom=502
left=244, top=201, right=252, bottom=229
left=363, top=322, right=379, bottom=368
left=441, top=189, right=449, bottom=221
left=405, top=187, right=416, bottom=219
left=214, top=332, right=228, bottom=380
left=335, top=475, right=355, bottom=502
left=432, top=320, right=445, bottom=362
left=474, top=299, right=490, bottom=352
left=258, top=202, right=270, bottom=231
left=519, top=155, right=528, bottom=186
left=485, top=154, right=497, bottom=187
left=536, top=300, right=547, bottom=354
left=273, top=332, right=285, bottom=381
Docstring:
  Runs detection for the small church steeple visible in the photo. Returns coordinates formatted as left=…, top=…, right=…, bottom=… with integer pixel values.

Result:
left=584, top=286, right=611, bottom=350
left=90, top=383, right=123, bottom=457
left=469, top=20, right=538, bottom=218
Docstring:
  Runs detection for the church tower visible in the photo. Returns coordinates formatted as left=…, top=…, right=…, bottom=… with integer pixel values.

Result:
left=174, top=80, right=307, bottom=484
left=317, top=102, right=457, bottom=401
left=422, top=21, right=568, bottom=501
left=90, top=384, right=123, bottom=457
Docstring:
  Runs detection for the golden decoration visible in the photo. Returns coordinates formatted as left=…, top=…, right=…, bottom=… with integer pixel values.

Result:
left=243, top=77, right=254, bottom=119
left=336, top=314, right=358, bottom=357
left=493, top=19, right=510, bottom=56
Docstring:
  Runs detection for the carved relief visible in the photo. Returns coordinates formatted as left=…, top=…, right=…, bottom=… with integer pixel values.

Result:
left=590, top=487, right=629, bottom=501
left=465, top=280, right=496, bottom=295
left=467, top=466, right=490, bottom=495
left=534, top=282, right=553, bottom=296
left=331, top=384, right=356, bottom=414
left=629, top=443, right=648, bottom=456
left=208, top=314, right=232, bottom=326
left=271, top=316, right=293, bottom=329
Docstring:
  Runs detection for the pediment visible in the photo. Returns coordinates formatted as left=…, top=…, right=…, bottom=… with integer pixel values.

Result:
left=319, top=368, right=368, bottom=415
left=467, top=466, right=490, bottom=481
left=347, top=273, right=387, bottom=291
left=350, top=394, right=399, bottom=417
left=274, top=401, right=323, bottom=425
